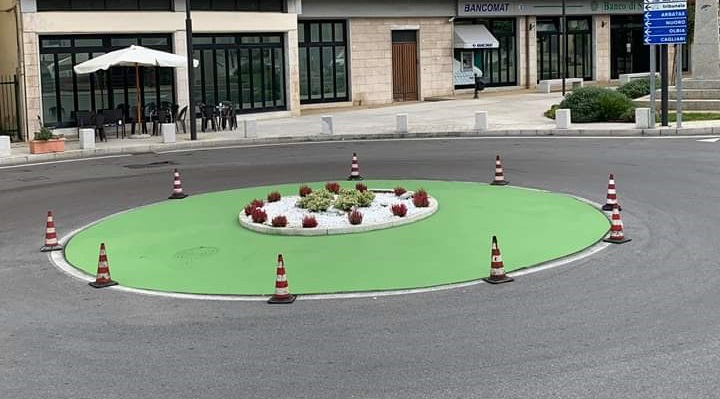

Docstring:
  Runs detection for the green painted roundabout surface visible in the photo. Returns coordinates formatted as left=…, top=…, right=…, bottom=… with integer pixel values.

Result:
left=64, top=180, right=610, bottom=295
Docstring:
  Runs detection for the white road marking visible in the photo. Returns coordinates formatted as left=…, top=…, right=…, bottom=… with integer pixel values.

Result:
left=0, top=154, right=131, bottom=170
left=696, top=137, right=720, bottom=143
left=48, top=189, right=613, bottom=302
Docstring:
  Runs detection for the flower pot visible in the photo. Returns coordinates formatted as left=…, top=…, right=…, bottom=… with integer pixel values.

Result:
left=29, top=138, right=66, bottom=154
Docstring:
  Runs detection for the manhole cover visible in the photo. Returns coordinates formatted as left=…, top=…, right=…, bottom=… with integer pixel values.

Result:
left=173, top=246, right=220, bottom=266
left=124, top=160, right=177, bottom=169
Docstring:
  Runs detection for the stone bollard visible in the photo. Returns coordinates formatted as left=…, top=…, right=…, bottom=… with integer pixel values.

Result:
left=555, top=109, right=571, bottom=129
left=0, top=135, right=10, bottom=157
left=396, top=113, right=408, bottom=133
left=244, top=118, right=257, bottom=138
left=79, top=128, right=95, bottom=150
left=161, top=123, right=176, bottom=144
left=321, top=115, right=334, bottom=135
left=635, top=108, right=653, bottom=129
left=474, top=111, right=489, bottom=131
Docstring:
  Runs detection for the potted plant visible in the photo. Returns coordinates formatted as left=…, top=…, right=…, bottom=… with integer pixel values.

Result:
left=29, top=126, right=65, bottom=154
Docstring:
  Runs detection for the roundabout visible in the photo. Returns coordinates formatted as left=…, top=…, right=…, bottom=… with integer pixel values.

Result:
left=62, top=179, right=610, bottom=296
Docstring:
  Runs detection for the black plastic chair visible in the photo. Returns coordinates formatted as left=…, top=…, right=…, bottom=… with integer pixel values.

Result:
left=74, top=110, right=95, bottom=135
left=94, top=113, right=107, bottom=142
left=100, top=109, right=125, bottom=138
left=201, top=104, right=217, bottom=132
left=152, top=109, right=170, bottom=136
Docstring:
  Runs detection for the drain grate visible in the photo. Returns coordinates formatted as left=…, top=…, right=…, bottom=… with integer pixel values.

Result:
left=124, top=160, right=177, bottom=169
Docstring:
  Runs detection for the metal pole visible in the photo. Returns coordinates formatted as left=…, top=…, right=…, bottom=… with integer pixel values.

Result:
left=561, top=0, right=567, bottom=96
left=675, top=43, right=683, bottom=129
left=185, top=0, right=197, bottom=141
left=649, top=45, right=656, bottom=125
left=660, top=44, right=669, bottom=126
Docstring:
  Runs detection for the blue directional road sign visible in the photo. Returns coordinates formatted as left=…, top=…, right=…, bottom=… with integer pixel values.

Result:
left=643, top=1, right=687, bottom=45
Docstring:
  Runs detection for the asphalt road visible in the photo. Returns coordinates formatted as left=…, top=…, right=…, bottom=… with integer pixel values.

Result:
left=2, top=137, right=720, bottom=399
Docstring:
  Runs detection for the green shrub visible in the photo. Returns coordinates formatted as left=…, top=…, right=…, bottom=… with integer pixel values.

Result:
left=334, top=188, right=375, bottom=211
left=558, top=86, right=635, bottom=123
left=33, top=126, right=54, bottom=141
left=544, top=104, right=560, bottom=119
left=616, top=78, right=652, bottom=99
left=297, top=189, right=334, bottom=212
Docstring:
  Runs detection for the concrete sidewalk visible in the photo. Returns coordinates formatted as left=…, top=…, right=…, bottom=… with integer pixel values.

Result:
left=2, top=90, right=719, bottom=166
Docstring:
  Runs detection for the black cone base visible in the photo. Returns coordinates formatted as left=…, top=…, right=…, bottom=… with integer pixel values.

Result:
left=268, top=294, right=296, bottom=304
left=603, top=237, right=631, bottom=244
left=483, top=276, right=514, bottom=284
left=89, top=280, right=118, bottom=288
left=490, top=180, right=509, bottom=186
left=168, top=193, right=189, bottom=200
left=602, top=204, right=621, bottom=211
left=41, top=244, right=64, bottom=252
left=347, top=175, right=363, bottom=181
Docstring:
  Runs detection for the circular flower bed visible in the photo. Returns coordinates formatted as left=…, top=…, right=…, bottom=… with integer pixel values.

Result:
left=238, top=185, right=438, bottom=236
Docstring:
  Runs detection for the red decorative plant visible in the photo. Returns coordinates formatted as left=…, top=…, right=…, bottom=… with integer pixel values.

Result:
left=244, top=204, right=256, bottom=216
left=325, top=182, right=341, bottom=194
left=271, top=215, right=288, bottom=227
left=299, top=185, right=313, bottom=197
left=250, top=198, right=264, bottom=208
left=391, top=203, right=408, bottom=217
left=412, top=189, right=429, bottom=208
left=355, top=183, right=368, bottom=192
left=267, top=191, right=281, bottom=202
left=302, top=215, right=318, bottom=228
left=348, top=209, right=363, bottom=225
left=251, top=207, right=267, bottom=223
left=394, top=186, right=407, bottom=197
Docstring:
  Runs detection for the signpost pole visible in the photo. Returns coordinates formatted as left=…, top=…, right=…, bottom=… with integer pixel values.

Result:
left=561, top=0, right=567, bottom=96
left=675, top=43, right=683, bottom=128
left=660, top=44, right=669, bottom=126
left=650, top=45, right=656, bottom=125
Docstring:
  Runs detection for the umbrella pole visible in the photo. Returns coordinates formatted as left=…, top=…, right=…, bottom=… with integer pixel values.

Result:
left=135, top=63, right=141, bottom=134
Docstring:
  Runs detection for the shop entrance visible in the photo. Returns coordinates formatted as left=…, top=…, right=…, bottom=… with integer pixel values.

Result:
left=610, top=15, right=651, bottom=79
left=391, top=30, right=418, bottom=102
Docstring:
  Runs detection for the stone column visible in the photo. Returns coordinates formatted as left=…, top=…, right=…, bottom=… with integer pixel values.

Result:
left=526, top=16, right=538, bottom=88
left=593, top=15, right=611, bottom=82
left=692, top=0, right=720, bottom=78
left=173, top=30, right=190, bottom=110
left=286, top=28, right=301, bottom=116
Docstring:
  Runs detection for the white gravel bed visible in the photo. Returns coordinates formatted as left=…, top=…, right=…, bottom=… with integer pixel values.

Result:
left=238, top=190, right=438, bottom=235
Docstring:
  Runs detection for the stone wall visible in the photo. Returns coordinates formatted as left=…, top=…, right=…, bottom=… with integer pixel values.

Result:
left=349, top=17, right=453, bottom=105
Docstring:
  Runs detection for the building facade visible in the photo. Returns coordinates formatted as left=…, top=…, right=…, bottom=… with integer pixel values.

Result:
left=0, top=0, right=693, bottom=140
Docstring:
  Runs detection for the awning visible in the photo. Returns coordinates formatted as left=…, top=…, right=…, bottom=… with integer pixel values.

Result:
left=453, top=25, right=499, bottom=49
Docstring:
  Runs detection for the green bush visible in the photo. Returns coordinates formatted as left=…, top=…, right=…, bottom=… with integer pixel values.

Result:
left=557, top=86, right=635, bottom=123
left=334, top=188, right=375, bottom=211
left=33, top=126, right=54, bottom=141
left=297, top=189, right=334, bottom=212
left=544, top=104, right=559, bottom=119
left=616, top=78, right=652, bottom=99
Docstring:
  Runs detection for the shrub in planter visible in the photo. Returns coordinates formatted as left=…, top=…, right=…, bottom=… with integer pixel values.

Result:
left=251, top=207, right=267, bottom=223
left=299, top=185, right=313, bottom=197
left=302, top=215, right=318, bottom=228
left=325, top=182, right=341, bottom=194
left=391, top=203, right=408, bottom=217
left=250, top=199, right=264, bottom=208
left=271, top=215, right=288, bottom=227
left=616, top=77, right=652, bottom=99
left=557, top=86, right=635, bottom=123
left=394, top=186, right=407, bottom=197
left=267, top=191, right=281, bottom=202
left=297, top=189, right=334, bottom=212
left=29, top=126, right=65, bottom=154
left=334, top=188, right=375, bottom=211
left=348, top=209, right=363, bottom=225
left=412, top=189, right=430, bottom=208
left=355, top=183, right=368, bottom=192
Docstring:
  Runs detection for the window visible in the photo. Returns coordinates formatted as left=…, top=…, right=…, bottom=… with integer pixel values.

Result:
left=453, top=19, right=517, bottom=88
left=537, top=17, right=592, bottom=81
left=39, top=34, right=175, bottom=127
left=298, top=20, right=349, bottom=104
left=189, top=0, right=284, bottom=12
left=37, top=0, right=172, bottom=11
left=192, top=34, right=286, bottom=114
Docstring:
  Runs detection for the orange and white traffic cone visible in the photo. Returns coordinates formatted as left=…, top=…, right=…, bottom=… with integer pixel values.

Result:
left=490, top=154, right=509, bottom=186
left=347, top=152, right=363, bottom=181
left=268, top=254, right=296, bottom=304
left=89, top=243, right=118, bottom=288
left=603, top=205, right=631, bottom=244
left=483, top=235, right=514, bottom=284
left=40, top=210, right=63, bottom=252
left=168, top=168, right=189, bottom=199
left=601, top=173, right=621, bottom=211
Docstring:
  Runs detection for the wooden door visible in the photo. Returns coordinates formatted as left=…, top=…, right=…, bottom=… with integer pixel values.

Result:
left=392, top=30, right=418, bottom=102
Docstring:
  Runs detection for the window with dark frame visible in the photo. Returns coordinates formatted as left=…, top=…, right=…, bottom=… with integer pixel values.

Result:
left=191, top=34, right=286, bottom=114
left=536, top=16, right=593, bottom=82
left=39, top=34, right=175, bottom=128
left=189, top=0, right=285, bottom=12
left=37, top=0, right=173, bottom=11
left=453, top=19, right=517, bottom=88
left=298, top=20, right=349, bottom=104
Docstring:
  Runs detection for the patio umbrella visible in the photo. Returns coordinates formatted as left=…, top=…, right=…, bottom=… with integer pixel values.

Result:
left=73, top=45, right=199, bottom=134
